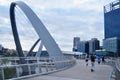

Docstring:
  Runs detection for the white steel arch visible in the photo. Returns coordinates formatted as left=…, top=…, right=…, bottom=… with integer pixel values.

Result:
left=10, top=1, right=65, bottom=61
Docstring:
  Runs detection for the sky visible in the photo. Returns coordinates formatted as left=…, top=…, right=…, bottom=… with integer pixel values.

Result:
left=0, top=0, right=114, bottom=51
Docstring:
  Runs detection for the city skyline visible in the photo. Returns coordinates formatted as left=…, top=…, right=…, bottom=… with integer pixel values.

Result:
left=0, top=0, right=113, bottom=51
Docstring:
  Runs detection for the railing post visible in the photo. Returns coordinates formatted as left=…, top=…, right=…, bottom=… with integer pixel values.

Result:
left=28, top=64, right=31, bottom=75
left=39, top=63, right=42, bottom=73
left=16, top=66, right=20, bottom=78
left=14, top=57, right=16, bottom=65
left=46, top=62, right=48, bottom=72
left=36, top=57, right=40, bottom=74
left=1, top=67, right=4, bottom=80
left=50, top=62, right=53, bottom=71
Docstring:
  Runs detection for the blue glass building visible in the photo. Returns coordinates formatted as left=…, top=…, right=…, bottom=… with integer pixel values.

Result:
left=73, top=37, right=80, bottom=51
left=104, top=0, right=120, bottom=38
left=104, top=0, right=120, bottom=56
left=77, top=41, right=89, bottom=54
left=89, top=38, right=100, bottom=54
left=103, top=37, right=120, bottom=56
left=103, top=37, right=118, bottom=53
left=74, top=38, right=99, bottom=54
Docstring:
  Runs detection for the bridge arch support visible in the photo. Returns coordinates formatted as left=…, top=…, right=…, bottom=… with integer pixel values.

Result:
left=10, top=1, right=65, bottom=61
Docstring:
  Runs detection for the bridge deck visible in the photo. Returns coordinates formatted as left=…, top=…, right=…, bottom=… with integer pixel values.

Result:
left=24, top=60, right=112, bottom=80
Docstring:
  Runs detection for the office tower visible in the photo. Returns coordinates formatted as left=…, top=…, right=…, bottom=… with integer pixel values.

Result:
left=89, top=38, right=100, bottom=54
left=73, top=37, right=80, bottom=51
left=77, top=41, right=89, bottom=54
left=104, top=0, right=120, bottom=56
left=104, top=0, right=120, bottom=38
left=103, top=37, right=120, bottom=56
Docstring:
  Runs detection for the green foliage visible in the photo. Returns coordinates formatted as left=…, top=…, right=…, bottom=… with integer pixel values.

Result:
left=4, top=67, right=16, bottom=79
left=0, top=59, right=9, bottom=65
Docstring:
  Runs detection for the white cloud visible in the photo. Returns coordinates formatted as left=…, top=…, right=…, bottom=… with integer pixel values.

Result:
left=0, top=0, right=11, bottom=6
left=0, top=0, right=114, bottom=51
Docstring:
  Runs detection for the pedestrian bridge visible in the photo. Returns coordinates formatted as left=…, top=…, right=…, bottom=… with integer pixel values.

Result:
left=0, top=57, right=120, bottom=80
left=0, top=57, right=113, bottom=80
left=23, top=60, right=113, bottom=80
left=1, top=1, right=120, bottom=80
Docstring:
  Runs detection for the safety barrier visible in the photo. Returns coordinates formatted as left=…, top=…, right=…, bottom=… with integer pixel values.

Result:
left=109, top=58, right=120, bottom=80
left=0, top=57, right=76, bottom=80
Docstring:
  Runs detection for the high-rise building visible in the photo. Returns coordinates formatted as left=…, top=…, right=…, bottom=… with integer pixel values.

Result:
left=89, top=38, right=100, bottom=54
left=73, top=37, right=80, bottom=51
left=103, top=37, right=120, bottom=56
left=77, top=41, right=89, bottom=54
left=104, top=0, right=120, bottom=56
left=104, top=0, right=120, bottom=39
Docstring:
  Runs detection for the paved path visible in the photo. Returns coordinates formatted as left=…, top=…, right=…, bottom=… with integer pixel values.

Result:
left=24, top=60, right=112, bottom=80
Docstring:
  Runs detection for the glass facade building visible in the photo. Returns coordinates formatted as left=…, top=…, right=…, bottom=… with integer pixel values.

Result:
left=73, top=38, right=99, bottom=54
left=77, top=41, right=89, bottom=53
left=103, top=37, right=120, bottom=56
left=104, top=0, right=120, bottom=38
left=104, top=0, right=120, bottom=56
left=89, top=38, right=100, bottom=54
left=73, top=37, right=80, bottom=51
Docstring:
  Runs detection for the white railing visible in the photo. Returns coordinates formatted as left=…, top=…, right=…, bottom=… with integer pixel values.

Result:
left=116, top=58, right=120, bottom=71
left=114, top=58, right=120, bottom=80
left=0, top=57, right=76, bottom=80
left=109, top=58, right=120, bottom=80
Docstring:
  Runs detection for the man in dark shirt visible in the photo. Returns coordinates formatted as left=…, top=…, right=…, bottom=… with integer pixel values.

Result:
left=102, top=56, right=105, bottom=64
left=85, top=54, right=89, bottom=66
left=90, top=54, right=96, bottom=72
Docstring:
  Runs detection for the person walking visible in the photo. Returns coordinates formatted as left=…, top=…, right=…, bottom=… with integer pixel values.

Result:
left=85, top=54, right=89, bottom=66
left=90, top=54, right=96, bottom=72
left=97, top=56, right=101, bottom=64
left=102, top=56, right=105, bottom=64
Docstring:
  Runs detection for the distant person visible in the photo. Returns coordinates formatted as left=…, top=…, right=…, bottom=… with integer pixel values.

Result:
left=85, top=54, right=89, bottom=66
left=90, top=54, right=96, bottom=72
left=97, top=56, right=101, bottom=64
left=102, top=56, right=105, bottom=64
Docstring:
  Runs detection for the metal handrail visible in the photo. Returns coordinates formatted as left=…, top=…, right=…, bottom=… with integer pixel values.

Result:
left=109, top=58, right=120, bottom=80
left=116, top=59, right=120, bottom=71
left=0, top=57, right=76, bottom=80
